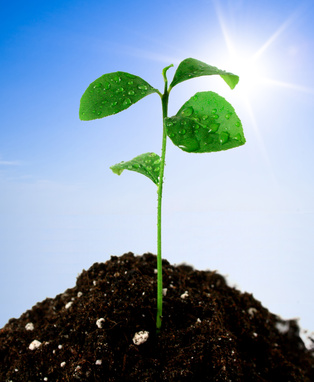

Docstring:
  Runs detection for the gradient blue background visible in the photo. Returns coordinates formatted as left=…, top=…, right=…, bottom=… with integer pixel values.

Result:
left=1, top=0, right=313, bottom=340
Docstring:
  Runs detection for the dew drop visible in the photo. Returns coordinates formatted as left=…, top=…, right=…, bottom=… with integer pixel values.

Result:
left=128, top=165, right=132, bottom=169
left=181, top=106, right=194, bottom=117
left=234, top=133, right=242, bottom=141
left=97, top=111, right=101, bottom=116
left=225, top=112, right=232, bottom=120
left=123, top=98, right=132, bottom=106
left=202, top=115, right=209, bottom=121
left=166, top=121, right=173, bottom=127
left=116, top=87, right=124, bottom=93
left=103, top=82, right=111, bottom=90
left=138, top=85, right=148, bottom=91
left=181, top=140, right=200, bottom=152
left=110, top=101, right=118, bottom=107
left=128, top=80, right=134, bottom=85
left=133, top=163, right=140, bottom=169
left=128, top=90, right=135, bottom=95
left=235, top=121, right=241, bottom=127
left=219, top=132, right=229, bottom=144
left=93, top=82, right=102, bottom=89
left=180, top=120, right=187, bottom=126
left=147, top=166, right=152, bottom=170
left=179, top=129, right=186, bottom=135
left=169, top=133, right=175, bottom=138
left=211, top=109, right=217, bottom=114
left=209, top=123, right=220, bottom=133
left=212, top=114, right=219, bottom=120
left=193, top=95, right=198, bottom=101
left=112, top=75, right=121, bottom=83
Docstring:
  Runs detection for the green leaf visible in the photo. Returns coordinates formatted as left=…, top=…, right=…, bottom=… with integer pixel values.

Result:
left=79, top=72, right=158, bottom=121
left=165, top=91, right=245, bottom=153
left=110, top=152, right=161, bottom=186
left=169, top=58, right=239, bottom=90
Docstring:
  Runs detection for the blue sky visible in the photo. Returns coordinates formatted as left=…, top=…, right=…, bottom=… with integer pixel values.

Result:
left=1, top=0, right=314, bottom=337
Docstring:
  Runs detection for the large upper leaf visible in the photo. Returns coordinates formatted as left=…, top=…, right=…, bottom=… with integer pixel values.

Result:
left=79, top=72, right=158, bottom=120
left=169, top=58, right=239, bottom=90
left=165, top=91, right=245, bottom=153
left=110, top=152, right=161, bottom=186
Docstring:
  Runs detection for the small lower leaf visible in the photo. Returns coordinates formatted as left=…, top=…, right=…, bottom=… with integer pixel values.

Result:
left=166, top=91, right=245, bottom=153
left=110, top=153, right=161, bottom=186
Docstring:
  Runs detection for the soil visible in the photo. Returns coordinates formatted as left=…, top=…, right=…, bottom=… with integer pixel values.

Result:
left=1, top=252, right=313, bottom=381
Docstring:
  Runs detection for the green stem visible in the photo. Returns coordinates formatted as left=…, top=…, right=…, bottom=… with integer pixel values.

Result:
left=156, top=64, right=173, bottom=330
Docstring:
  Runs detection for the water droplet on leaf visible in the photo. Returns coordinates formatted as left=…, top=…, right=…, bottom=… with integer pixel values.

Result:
left=209, top=123, right=220, bottom=133
left=181, top=106, right=194, bottom=117
left=211, top=109, right=217, bottom=114
left=110, top=101, right=118, bottom=107
left=116, top=87, right=124, bottom=93
left=112, top=75, right=121, bottom=83
left=202, top=115, right=209, bottom=121
left=225, top=113, right=232, bottom=120
left=212, top=114, right=219, bottom=120
left=128, top=80, right=134, bottom=85
left=128, top=90, right=135, bottom=95
left=219, top=132, right=229, bottom=144
left=123, top=98, right=131, bottom=106
left=93, top=83, right=102, bottom=89
left=179, top=129, right=186, bottom=135
left=138, top=85, right=148, bottom=91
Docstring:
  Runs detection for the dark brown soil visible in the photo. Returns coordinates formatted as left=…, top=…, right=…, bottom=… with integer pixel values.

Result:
left=1, top=252, right=313, bottom=381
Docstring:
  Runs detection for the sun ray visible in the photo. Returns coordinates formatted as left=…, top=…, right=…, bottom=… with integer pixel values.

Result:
left=210, top=2, right=314, bottom=188
left=261, top=78, right=314, bottom=95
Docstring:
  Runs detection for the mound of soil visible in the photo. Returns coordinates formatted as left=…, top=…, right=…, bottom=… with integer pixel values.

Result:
left=1, top=252, right=313, bottom=381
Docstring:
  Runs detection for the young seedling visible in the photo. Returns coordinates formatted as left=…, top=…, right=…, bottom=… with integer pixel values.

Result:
left=79, top=58, right=246, bottom=330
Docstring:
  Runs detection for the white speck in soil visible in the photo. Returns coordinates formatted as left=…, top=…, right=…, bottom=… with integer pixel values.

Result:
left=96, top=318, right=105, bottom=328
left=25, top=322, right=34, bottom=331
left=65, top=301, right=73, bottom=309
left=133, top=331, right=149, bottom=345
left=180, top=291, right=189, bottom=299
left=29, top=340, right=41, bottom=350
left=60, top=362, right=66, bottom=368
left=248, top=307, right=257, bottom=317
left=275, top=321, right=291, bottom=334
left=95, top=359, right=102, bottom=365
